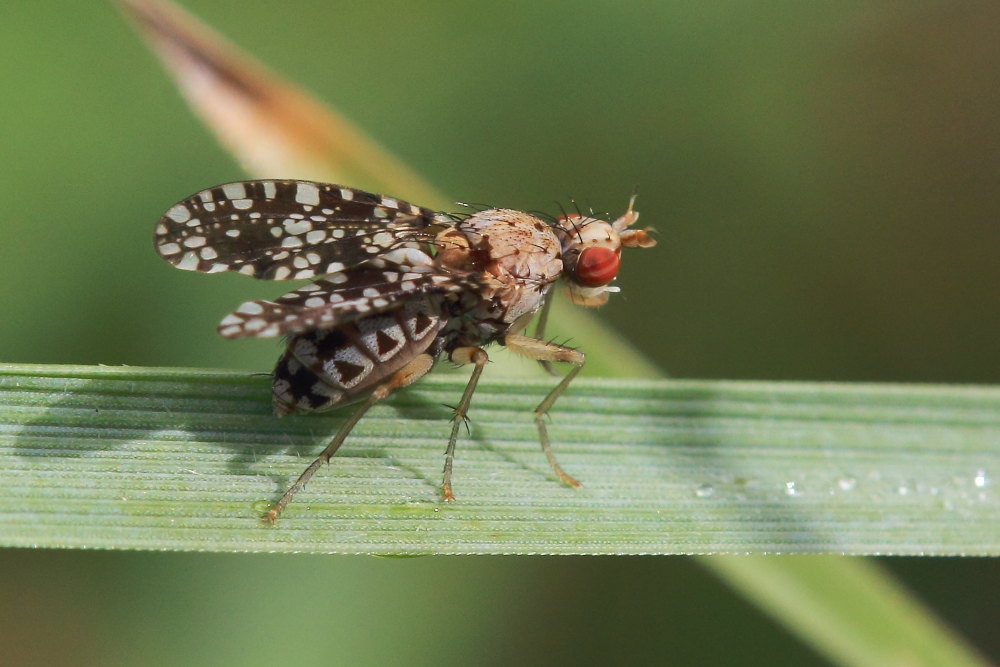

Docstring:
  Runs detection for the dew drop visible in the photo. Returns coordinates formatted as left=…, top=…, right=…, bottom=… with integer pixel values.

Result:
left=837, top=476, right=857, bottom=492
left=695, top=483, right=715, bottom=498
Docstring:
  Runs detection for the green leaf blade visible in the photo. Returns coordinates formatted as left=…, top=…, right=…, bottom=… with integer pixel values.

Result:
left=2, top=364, right=996, bottom=555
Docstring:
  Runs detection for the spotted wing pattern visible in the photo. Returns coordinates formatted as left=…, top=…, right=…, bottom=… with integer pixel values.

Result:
left=217, top=264, right=480, bottom=339
left=154, top=180, right=447, bottom=280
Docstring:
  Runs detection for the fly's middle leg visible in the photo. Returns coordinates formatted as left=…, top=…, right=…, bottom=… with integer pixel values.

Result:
left=502, top=334, right=584, bottom=489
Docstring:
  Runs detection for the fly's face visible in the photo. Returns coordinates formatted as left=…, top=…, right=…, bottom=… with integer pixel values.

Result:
left=556, top=197, right=656, bottom=307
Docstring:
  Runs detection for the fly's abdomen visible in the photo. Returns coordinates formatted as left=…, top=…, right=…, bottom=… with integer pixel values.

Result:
left=272, top=298, right=444, bottom=415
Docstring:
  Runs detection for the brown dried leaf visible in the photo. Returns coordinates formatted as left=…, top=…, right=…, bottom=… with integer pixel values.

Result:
left=118, top=0, right=449, bottom=207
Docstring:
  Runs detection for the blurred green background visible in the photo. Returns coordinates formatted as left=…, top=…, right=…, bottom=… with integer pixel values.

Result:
left=1, top=1, right=997, bottom=664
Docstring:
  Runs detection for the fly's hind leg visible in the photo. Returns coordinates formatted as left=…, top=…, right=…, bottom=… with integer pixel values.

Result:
left=263, top=353, right=435, bottom=523
left=441, top=347, right=490, bottom=501
left=502, top=334, right=584, bottom=489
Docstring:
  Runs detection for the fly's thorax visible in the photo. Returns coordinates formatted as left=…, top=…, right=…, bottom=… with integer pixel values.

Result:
left=434, top=209, right=563, bottom=286
left=433, top=209, right=563, bottom=331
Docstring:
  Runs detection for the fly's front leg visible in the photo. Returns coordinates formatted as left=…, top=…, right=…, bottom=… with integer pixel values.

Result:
left=442, top=347, right=489, bottom=501
left=501, top=334, right=584, bottom=489
left=531, top=292, right=559, bottom=377
left=263, top=353, right=435, bottom=523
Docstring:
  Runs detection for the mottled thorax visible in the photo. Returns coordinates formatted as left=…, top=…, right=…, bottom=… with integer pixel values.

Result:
left=435, top=209, right=563, bottom=332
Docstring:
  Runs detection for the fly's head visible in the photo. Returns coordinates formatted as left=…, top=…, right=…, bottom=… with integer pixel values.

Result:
left=556, top=195, right=656, bottom=306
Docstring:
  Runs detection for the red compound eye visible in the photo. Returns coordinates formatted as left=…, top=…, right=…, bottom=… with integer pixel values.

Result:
left=575, top=246, right=620, bottom=287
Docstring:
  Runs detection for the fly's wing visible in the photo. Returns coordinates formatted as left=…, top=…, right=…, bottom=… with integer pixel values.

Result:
left=154, top=180, right=449, bottom=280
left=217, top=250, right=481, bottom=339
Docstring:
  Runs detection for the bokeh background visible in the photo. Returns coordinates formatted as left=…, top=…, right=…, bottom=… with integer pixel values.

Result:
left=1, top=1, right=997, bottom=664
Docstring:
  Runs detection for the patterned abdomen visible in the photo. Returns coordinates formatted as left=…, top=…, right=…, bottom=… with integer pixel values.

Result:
left=272, top=298, right=444, bottom=415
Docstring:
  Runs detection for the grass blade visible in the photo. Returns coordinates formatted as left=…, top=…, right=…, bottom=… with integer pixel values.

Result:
left=3, top=363, right=996, bottom=555
left=706, top=557, right=992, bottom=666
